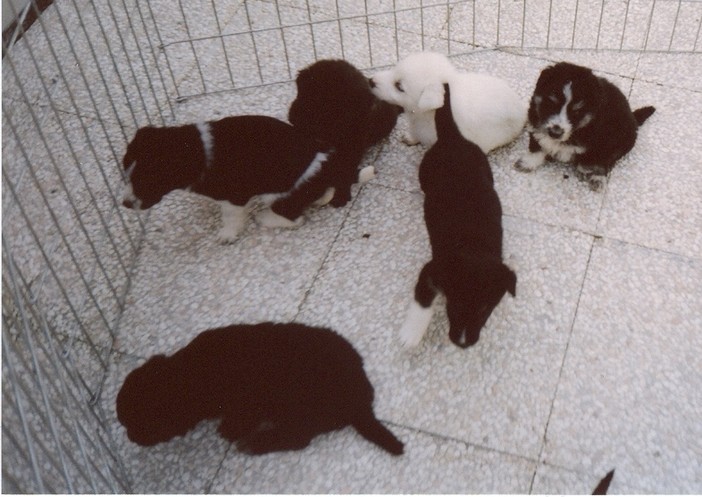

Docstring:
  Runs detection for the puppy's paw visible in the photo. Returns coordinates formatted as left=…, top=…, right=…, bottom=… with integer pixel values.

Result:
left=255, top=208, right=304, bottom=229
left=358, top=166, right=376, bottom=184
left=588, top=175, right=605, bottom=192
left=398, top=322, right=424, bottom=348
left=330, top=190, right=351, bottom=208
left=313, top=187, right=336, bottom=207
left=217, top=227, right=241, bottom=244
left=514, top=152, right=545, bottom=173
left=401, top=134, right=420, bottom=146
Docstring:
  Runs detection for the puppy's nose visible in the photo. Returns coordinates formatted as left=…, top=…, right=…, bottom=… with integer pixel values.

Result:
left=368, top=77, right=376, bottom=89
left=548, top=125, right=564, bottom=139
left=122, top=199, right=134, bottom=209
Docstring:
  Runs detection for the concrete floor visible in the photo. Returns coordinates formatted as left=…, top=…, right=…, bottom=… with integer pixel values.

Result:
left=3, top=0, right=701, bottom=493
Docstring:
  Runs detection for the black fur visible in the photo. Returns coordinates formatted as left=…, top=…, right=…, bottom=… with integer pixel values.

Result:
left=116, top=322, right=404, bottom=456
left=122, top=115, right=344, bottom=221
left=289, top=59, right=401, bottom=206
left=592, top=469, right=615, bottom=494
left=527, top=61, right=655, bottom=174
left=414, top=83, right=516, bottom=348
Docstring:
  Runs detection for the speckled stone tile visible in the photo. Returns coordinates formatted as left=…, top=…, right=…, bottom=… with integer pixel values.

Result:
left=114, top=188, right=357, bottom=358
left=541, top=238, right=702, bottom=494
left=295, top=184, right=594, bottom=461
left=531, top=463, right=646, bottom=495
left=211, top=424, right=535, bottom=493
left=599, top=81, right=702, bottom=259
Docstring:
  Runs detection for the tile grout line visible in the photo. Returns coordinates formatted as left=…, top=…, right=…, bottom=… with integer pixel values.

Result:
left=527, top=233, right=598, bottom=494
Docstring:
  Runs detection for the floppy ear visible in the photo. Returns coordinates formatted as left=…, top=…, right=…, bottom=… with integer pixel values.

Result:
left=417, top=82, right=445, bottom=111
left=502, top=264, right=517, bottom=297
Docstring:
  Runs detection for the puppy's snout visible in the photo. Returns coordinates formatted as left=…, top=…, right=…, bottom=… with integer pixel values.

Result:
left=547, top=124, right=564, bottom=139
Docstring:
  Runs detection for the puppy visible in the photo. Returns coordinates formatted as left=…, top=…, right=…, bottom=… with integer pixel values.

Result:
left=289, top=59, right=401, bottom=206
left=515, top=61, right=656, bottom=191
left=369, top=51, right=526, bottom=152
left=122, top=115, right=370, bottom=243
left=399, top=83, right=516, bottom=349
left=116, top=322, right=404, bottom=456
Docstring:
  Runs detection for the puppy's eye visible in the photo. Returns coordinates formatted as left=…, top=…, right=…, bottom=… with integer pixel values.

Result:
left=394, top=80, right=404, bottom=93
left=548, top=94, right=559, bottom=103
left=572, top=101, right=585, bottom=111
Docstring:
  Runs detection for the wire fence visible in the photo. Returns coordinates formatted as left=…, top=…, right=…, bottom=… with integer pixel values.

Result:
left=2, top=0, right=700, bottom=493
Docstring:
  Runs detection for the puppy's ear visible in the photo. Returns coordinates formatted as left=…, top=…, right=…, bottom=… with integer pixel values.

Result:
left=417, top=82, right=445, bottom=111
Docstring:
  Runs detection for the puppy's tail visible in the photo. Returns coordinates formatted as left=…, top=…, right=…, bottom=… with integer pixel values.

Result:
left=633, top=106, right=655, bottom=126
left=353, top=412, right=404, bottom=456
left=434, top=83, right=463, bottom=143
left=592, top=469, right=615, bottom=495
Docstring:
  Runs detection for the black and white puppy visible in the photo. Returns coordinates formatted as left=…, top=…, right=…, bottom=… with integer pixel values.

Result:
left=116, top=322, right=404, bottom=456
left=289, top=59, right=402, bottom=207
left=515, top=61, right=655, bottom=191
left=399, top=83, right=516, bottom=349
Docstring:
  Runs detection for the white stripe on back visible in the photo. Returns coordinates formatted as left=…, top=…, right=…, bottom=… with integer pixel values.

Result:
left=196, top=122, right=214, bottom=168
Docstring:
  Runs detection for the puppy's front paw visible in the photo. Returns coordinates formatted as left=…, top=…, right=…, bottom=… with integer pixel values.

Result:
left=217, top=227, right=241, bottom=244
left=357, top=166, right=376, bottom=184
left=588, top=175, right=605, bottom=192
left=255, top=208, right=304, bottom=229
left=398, top=321, right=424, bottom=348
left=514, top=151, right=545, bottom=173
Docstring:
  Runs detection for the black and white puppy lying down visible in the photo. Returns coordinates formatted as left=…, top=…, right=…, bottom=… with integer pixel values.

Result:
left=122, top=60, right=400, bottom=243
left=289, top=59, right=402, bottom=206
left=116, top=322, right=404, bottom=456
left=399, top=83, right=516, bottom=349
left=515, top=61, right=656, bottom=191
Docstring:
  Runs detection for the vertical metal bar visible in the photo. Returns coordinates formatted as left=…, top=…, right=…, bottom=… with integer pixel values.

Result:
left=668, top=0, right=682, bottom=51
left=210, top=0, right=237, bottom=88
left=421, top=0, right=426, bottom=53
left=571, top=0, right=579, bottom=50
left=521, top=0, right=527, bottom=48
left=141, top=0, right=179, bottom=106
left=496, top=0, right=502, bottom=47
left=619, top=0, right=632, bottom=50
left=243, top=1, right=265, bottom=84
left=364, top=0, right=373, bottom=66
left=273, top=0, right=293, bottom=80
left=2, top=338, right=46, bottom=493
left=642, top=0, right=657, bottom=51
left=335, top=0, right=346, bottom=59
left=595, top=0, right=605, bottom=49
left=177, top=0, right=207, bottom=92
left=305, top=0, right=319, bottom=61
left=546, top=0, right=553, bottom=48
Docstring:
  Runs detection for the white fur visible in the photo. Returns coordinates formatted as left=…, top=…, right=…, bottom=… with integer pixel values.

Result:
left=217, top=201, right=249, bottom=243
left=398, top=301, right=434, bottom=348
left=370, top=51, right=527, bottom=152
left=292, top=152, right=328, bottom=190
left=122, top=161, right=141, bottom=208
left=196, top=122, right=214, bottom=167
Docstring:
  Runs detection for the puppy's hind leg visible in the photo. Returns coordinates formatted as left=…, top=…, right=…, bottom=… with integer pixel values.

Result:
left=399, top=262, right=438, bottom=348
left=217, top=201, right=249, bottom=244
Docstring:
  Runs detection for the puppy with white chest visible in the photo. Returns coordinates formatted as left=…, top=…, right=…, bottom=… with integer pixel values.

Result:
left=515, top=61, right=656, bottom=191
left=369, top=51, right=526, bottom=152
left=122, top=115, right=346, bottom=243
left=399, top=83, right=517, bottom=349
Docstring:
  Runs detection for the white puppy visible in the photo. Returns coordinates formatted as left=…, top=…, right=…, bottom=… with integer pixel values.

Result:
left=369, top=52, right=526, bottom=152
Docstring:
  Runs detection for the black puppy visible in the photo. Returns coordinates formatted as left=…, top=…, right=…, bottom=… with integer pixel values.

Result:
left=116, top=322, right=404, bottom=456
left=289, top=59, right=402, bottom=206
left=515, top=61, right=655, bottom=191
left=399, top=83, right=516, bottom=349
